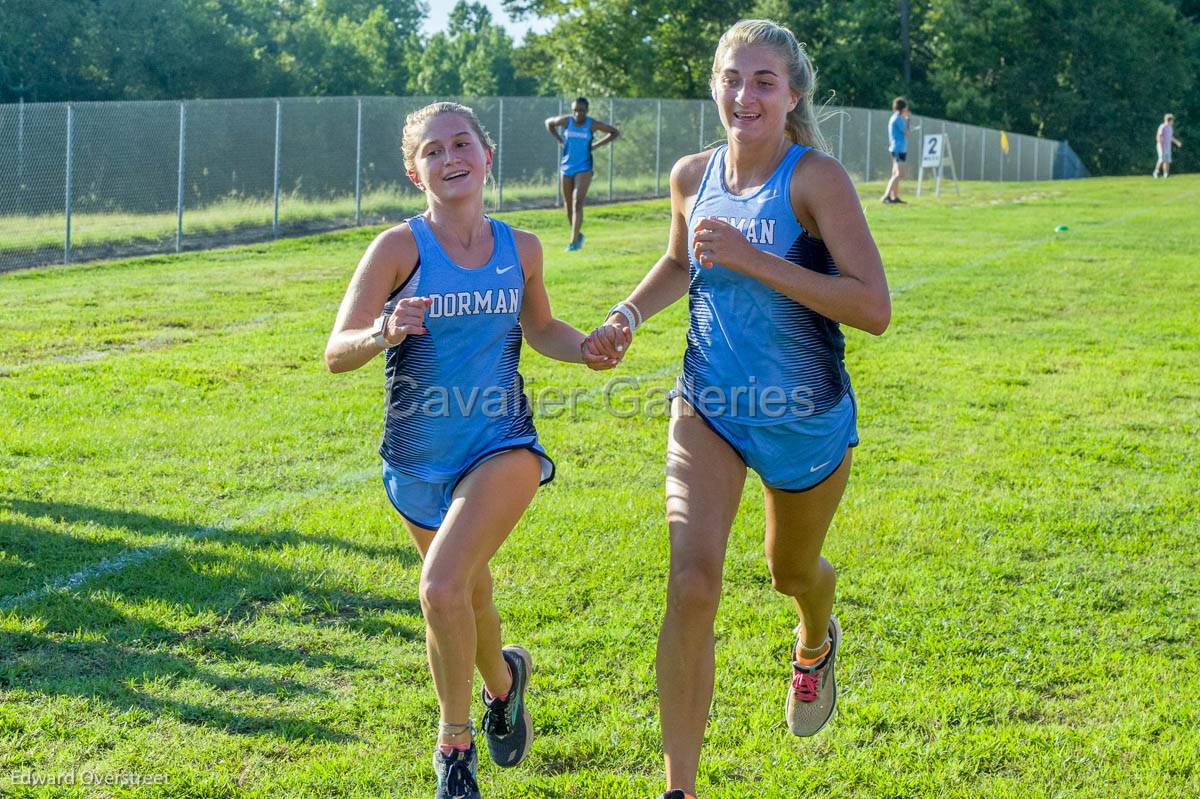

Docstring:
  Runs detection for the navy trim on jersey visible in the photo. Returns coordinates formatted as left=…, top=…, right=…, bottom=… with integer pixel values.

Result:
left=449, top=442, right=556, bottom=497
left=379, top=215, right=539, bottom=482
left=386, top=255, right=420, bottom=302
left=682, top=143, right=852, bottom=424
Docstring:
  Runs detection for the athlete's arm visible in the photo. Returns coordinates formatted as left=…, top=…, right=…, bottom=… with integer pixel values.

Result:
left=324, top=224, right=426, bottom=373
left=690, top=151, right=891, bottom=336
left=590, top=119, right=620, bottom=150
left=544, top=115, right=566, bottom=144
left=515, top=230, right=620, bottom=368
left=589, top=153, right=706, bottom=361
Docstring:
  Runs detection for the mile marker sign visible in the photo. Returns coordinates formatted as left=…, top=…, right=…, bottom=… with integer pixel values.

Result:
left=916, top=132, right=960, bottom=197
left=921, top=134, right=945, bottom=169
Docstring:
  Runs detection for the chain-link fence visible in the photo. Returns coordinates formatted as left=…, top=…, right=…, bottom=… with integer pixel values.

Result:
left=0, top=96, right=1087, bottom=272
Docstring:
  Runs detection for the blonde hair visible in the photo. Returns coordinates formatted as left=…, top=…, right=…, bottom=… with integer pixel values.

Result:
left=711, top=19, right=827, bottom=151
left=1165, top=113, right=1174, bottom=123
left=401, top=101, right=495, bottom=174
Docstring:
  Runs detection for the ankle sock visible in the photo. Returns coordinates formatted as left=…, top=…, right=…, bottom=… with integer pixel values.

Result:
left=795, top=638, right=831, bottom=666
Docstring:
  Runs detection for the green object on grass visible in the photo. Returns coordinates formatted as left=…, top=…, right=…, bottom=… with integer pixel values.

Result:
left=1056, top=224, right=1070, bottom=232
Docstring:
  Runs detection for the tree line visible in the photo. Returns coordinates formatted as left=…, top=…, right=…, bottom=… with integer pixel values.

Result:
left=2, top=0, right=1196, bottom=175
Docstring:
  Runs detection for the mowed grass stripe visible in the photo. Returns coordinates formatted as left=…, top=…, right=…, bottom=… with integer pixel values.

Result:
left=1, top=176, right=1198, bottom=798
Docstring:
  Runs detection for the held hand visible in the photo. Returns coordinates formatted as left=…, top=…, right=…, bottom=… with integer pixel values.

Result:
left=385, top=296, right=432, bottom=345
left=581, top=322, right=632, bottom=370
left=692, top=216, right=756, bottom=271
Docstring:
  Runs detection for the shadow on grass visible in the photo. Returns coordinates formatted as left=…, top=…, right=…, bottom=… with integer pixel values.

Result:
left=0, top=497, right=425, bottom=742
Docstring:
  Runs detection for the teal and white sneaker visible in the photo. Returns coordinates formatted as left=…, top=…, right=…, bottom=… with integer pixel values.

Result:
left=566, top=233, right=584, bottom=252
left=433, top=743, right=479, bottom=799
left=480, top=645, right=534, bottom=767
left=786, top=616, right=840, bottom=736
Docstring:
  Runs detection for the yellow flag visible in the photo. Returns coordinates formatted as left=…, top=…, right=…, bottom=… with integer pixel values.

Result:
left=1000, top=131, right=1010, bottom=155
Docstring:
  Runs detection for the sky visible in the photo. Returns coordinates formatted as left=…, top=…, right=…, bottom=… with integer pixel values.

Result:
left=420, top=0, right=553, bottom=43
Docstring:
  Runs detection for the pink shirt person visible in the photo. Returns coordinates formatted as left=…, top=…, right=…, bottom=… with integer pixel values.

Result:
left=1158, top=122, right=1173, bottom=149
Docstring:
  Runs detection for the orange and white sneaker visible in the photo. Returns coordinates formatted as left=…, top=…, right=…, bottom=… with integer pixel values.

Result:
left=786, top=616, right=840, bottom=736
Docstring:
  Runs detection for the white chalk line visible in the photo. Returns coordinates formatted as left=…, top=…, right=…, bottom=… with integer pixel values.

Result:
left=0, top=313, right=277, bottom=375
left=0, top=466, right=377, bottom=612
left=0, top=366, right=678, bottom=613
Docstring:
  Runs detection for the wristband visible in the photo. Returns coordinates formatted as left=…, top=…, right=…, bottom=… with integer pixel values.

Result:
left=608, top=300, right=643, bottom=333
left=372, top=312, right=391, bottom=348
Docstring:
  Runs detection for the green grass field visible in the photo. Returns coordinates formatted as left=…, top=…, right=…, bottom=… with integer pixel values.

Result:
left=1, top=176, right=1198, bottom=798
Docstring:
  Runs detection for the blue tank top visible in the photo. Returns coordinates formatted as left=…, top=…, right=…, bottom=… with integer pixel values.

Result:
left=561, top=116, right=593, bottom=174
left=379, top=215, right=536, bottom=479
left=681, top=143, right=851, bottom=425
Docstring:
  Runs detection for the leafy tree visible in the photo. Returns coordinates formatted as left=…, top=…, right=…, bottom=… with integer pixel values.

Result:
left=751, top=0, right=928, bottom=110
left=0, top=0, right=427, bottom=102
left=408, top=1, right=532, bottom=95
left=505, top=0, right=742, bottom=97
left=921, top=0, right=1197, bottom=174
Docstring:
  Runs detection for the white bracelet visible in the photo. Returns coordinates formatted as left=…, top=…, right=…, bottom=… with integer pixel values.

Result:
left=608, top=300, right=643, bottom=333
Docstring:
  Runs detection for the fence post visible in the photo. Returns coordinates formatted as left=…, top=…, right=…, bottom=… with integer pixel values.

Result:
left=556, top=98, right=563, bottom=208
left=1034, top=137, right=1039, bottom=182
left=355, top=97, right=363, bottom=226
left=837, top=110, right=844, bottom=162
left=608, top=97, right=614, bottom=202
left=273, top=99, right=282, bottom=238
left=176, top=102, right=186, bottom=253
left=497, top=97, right=505, bottom=211
left=865, top=112, right=872, bottom=182
left=699, top=102, right=705, bottom=152
left=17, top=97, right=24, bottom=184
left=655, top=99, right=662, bottom=197
left=980, top=127, right=986, bottom=180
left=960, top=125, right=967, bottom=179
left=64, top=104, right=74, bottom=264
left=1016, top=135, right=1022, bottom=181
left=999, top=131, right=1004, bottom=182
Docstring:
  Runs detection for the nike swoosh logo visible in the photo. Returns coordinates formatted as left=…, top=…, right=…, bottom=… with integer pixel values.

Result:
left=810, top=460, right=832, bottom=473
left=496, top=264, right=516, bottom=274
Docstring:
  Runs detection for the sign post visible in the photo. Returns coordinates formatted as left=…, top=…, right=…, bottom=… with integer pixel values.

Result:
left=915, top=132, right=960, bottom=197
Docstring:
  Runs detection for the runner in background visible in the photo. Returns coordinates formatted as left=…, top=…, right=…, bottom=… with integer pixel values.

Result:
left=882, top=97, right=910, bottom=203
left=545, top=98, right=620, bottom=251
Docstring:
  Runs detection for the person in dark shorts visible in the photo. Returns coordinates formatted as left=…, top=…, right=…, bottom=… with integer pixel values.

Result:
left=882, top=96, right=911, bottom=203
left=545, top=97, right=620, bottom=251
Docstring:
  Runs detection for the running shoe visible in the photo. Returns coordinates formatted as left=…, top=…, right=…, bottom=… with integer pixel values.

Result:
left=433, top=744, right=480, bottom=799
left=786, top=616, right=841, bottom=736
left=661, top=791, right=697, bottom=799
left=480, top=645, right=534, bottom=767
